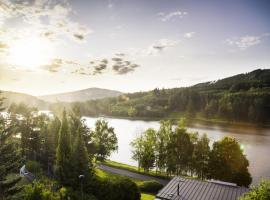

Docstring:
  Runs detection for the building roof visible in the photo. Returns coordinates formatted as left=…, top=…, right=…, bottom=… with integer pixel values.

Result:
left=155, top=177, right=249, bottom=200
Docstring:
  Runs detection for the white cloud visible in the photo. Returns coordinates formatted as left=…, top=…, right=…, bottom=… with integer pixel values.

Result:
left=126, top=39, right=181, bottom=57
left=184, top=32, right=195, bottom=39
left=70, top=54, right=140, bottom=76
left=145, top=39, right=180, bottom=55
left=159, top=11, right=188, bottom=22
left=225, top=34, right=269, bottom=50
left=0, top=0, right=91, bottom=43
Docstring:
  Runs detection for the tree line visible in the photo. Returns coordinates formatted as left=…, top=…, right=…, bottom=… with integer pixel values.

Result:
left=61, top=69, right=270, bottom=124
left=130, top=119, right=252, bottom=187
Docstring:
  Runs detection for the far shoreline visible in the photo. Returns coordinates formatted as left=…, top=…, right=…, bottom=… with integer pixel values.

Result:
left=82, top=114, right=270, bottom=130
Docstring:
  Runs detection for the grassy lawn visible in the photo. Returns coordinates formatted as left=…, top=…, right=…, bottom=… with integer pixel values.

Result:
left=95, top=168, right=144, bottom=184
left=95, top=169, right=157, bottom=200
left=101, top=160, right=199, bottom=181
left=95, top=168, right=118, bottom=179
left=101, top=160, right=170, bottom=180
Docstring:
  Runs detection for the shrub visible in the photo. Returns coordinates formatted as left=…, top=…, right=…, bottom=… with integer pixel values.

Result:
left=138, top=180, right=163, bottom=194
left=239, top=180, right=270, bottom=200
left=22, top=181, right=98, bottom=200
left=26, top=161, right=43, bottom=177
left=93, top=177, right=140, bottom=200
left=64, top=187, right=97, bottom=200
left=23, top=181, right=58, bottom=200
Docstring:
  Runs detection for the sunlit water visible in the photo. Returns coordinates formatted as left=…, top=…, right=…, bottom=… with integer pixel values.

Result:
left=84, top=117, right=270, bottom=185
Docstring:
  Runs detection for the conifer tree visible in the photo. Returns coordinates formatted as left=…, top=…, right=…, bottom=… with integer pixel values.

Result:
left=55, top=110, right=72, bottom=186
left=48, top=116, right=61, bottom=153
left=40, top=124, right=55, bottom=176
left=71, top=126, right=93, bottom=188
left=0, top=95, right=22, bottom=199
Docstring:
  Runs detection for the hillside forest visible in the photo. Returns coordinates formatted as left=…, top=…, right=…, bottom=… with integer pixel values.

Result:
left=61, top=69, right=270, bottom=124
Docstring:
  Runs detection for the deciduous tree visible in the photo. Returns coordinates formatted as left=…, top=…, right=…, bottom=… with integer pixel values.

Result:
left=91, top=120, right=118, bottom=161
left=208, top=137, right=252, bottom=186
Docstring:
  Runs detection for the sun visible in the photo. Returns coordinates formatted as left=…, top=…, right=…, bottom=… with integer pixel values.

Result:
left=7, top=36, right=53, bottom=69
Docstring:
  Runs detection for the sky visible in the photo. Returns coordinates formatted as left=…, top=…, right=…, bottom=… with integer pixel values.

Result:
left=0, top=0, right=270, bottom=96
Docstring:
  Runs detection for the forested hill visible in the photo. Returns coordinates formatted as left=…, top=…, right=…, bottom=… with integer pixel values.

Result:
left=68, top=69, right=270, bottom=124
left=193, top=68, right=270, bottom=92
left=39, top=87, right=122, bottom=103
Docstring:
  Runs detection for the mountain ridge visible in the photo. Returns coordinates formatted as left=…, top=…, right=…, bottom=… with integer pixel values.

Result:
left=38, top=87, right=122, bottom=103
left=0, top=91, right=49, bottom=109
left=0, top=87, right=122, bottom=109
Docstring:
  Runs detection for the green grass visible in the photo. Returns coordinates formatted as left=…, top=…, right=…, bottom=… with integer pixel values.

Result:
left=101, top=160, right=200, bottom=182
left=95, top=168, right=114, bottom=179
left=104, top=160, right=139, bottom=171
left=95, top=168, right=144, bottom=185
left=141, top=193, right=155, bottom=200
left=101, top=160, right=170, bottom=180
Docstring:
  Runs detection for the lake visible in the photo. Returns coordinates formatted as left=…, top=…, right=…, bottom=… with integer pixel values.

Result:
left=83, top=117, right=270, bottom=185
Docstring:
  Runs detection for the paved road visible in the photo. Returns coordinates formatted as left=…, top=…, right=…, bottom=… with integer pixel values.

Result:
left=98, top=165, right=170, bottom=185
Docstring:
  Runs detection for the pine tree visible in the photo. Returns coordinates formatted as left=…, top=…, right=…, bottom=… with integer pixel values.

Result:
left=71, top=127, right=93, bottom=188
left=48, top=116, right=61, bottom=155
left=55, top=110, right=72, bottom=186
left=40, top=124, right=55, bottom=176
left=0, top=95, right=22, bottom=199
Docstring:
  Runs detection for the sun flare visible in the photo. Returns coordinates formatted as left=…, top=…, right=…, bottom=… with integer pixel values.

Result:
left=7, top=36, right=53, bottom=69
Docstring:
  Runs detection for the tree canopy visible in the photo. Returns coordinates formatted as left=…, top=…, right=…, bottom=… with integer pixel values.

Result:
left=90, top=119, right=118, bottom=161
left=131, top=119, right=252, bottom=187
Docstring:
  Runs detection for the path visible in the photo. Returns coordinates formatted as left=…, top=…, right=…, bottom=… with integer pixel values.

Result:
left=98, top=164, right=170, bottom=185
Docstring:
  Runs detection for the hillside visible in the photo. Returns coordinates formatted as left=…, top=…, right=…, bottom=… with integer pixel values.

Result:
left=39, top=88, right=122, bottom=103
left=193, top=68, right=270, bottom=92
left=0, top=91, right=49, bottom=110
left=68, top=69, right=270, bottom=124
left=2, top=69, right=270, bottom=124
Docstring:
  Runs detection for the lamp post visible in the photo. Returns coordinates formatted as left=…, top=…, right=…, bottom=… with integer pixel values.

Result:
left=79, top=175, right=85, bottom=200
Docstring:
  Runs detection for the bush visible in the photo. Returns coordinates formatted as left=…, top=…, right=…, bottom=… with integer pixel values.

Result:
left=23, top=181, right=58, bottom=200
left=93, top=177, right=140, bottom=200
left=239, top=180, right=270, bottom=200
left=26, top=161, right=43, bottom=177
left=63, top=187, right=97, bottom=200
left=138, top=180, right=163, bottom=194
left=21, top=181, right=97, bottom=200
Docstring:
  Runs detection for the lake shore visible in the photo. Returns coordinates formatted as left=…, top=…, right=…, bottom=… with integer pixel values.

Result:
left=83, top=114, right=270, bottom=130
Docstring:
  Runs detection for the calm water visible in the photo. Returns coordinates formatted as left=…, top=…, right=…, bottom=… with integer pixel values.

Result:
left=84, top=117, right=270, bottom=184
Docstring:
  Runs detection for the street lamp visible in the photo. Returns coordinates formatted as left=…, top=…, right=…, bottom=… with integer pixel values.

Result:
left=79, top=174, right=85, bottom=200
